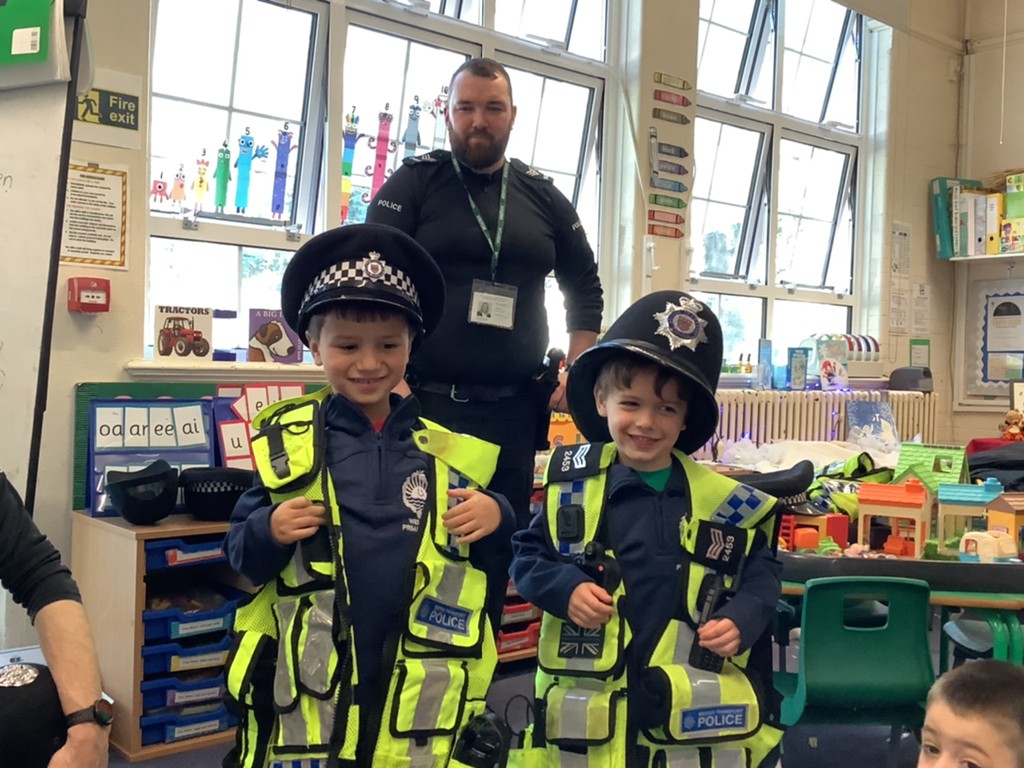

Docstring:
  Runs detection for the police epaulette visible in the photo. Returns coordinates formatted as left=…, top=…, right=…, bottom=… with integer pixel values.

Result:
left=402, top=149, right=447, bottom=166
left=547, top=443, right=605, bottom=482
left=511, top=158, right=552, bottom=182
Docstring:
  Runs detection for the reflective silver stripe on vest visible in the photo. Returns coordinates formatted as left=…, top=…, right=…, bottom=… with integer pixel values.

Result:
left=557, top=748, right=592, bottom=768
left=299, top=592, right=337, bottom=696
left=659, top=748, right=701, bottom=767
left=421, top=565, right=468, bottom=643
left=411, top=660, right=452, bottom=731
left=559, top=687, right=595, bottom=740
left=274, top=600, right=299, bottom=708
left=666, top=622, right=724, bottom=714
left=710, top=747, right=746, bottom=768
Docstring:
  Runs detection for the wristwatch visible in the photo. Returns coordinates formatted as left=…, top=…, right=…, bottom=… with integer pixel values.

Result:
left=65, top=696, right=115, bottom=728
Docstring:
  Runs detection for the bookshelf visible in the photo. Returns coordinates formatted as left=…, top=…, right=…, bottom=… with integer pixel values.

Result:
left=949, top=252, right=1024, bottom=262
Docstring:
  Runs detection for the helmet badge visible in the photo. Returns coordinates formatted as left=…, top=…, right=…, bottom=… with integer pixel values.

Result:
left=653, top=297, right=708, bottom=352
left=363, top=251, right=384, bottom=280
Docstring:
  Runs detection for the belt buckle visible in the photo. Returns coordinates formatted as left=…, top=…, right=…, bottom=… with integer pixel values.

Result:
left=449, top=384, right=469, bottom=403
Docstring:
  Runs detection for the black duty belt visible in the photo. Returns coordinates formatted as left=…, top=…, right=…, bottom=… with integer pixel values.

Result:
left=414, top=379, right=527, bottom=403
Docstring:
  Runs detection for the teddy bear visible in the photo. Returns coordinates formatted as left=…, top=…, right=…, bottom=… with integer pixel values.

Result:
left=1000, top=409, right=1024, bottom=441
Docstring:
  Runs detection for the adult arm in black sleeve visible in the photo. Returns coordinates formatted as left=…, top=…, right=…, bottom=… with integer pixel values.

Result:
left=0, top=471, right=80, bottom=619
left=550, top=187, right=603, bottom=335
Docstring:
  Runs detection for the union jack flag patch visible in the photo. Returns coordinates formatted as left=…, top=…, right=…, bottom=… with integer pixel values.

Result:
left=559, top=623, right=604, bottom=658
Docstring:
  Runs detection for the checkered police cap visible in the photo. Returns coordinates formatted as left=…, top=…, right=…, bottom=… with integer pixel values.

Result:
left=282, top=223, right=445, bottom=343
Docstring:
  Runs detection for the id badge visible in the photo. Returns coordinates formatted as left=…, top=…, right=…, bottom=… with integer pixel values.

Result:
left=469, top=279, right=517, bottom=330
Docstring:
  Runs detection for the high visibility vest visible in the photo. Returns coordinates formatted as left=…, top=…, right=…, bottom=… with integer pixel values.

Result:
left=511, top=443, right=784, bottom=768
left=226, top=388, right=500, bottom=768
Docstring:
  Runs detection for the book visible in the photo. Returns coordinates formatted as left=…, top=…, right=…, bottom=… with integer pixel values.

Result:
left=987, top=193, right=1003, bottom=255
left=787, top=347, right=810, bottom=391
left=846, top=401, right=900, bottom=450
left=816, top=337, right=849, bottom=390
left=931, top=177, right=981, bottom=259
left=247, top=309, right=303, bottom=363
left=153, top=306, right=213, bottom=360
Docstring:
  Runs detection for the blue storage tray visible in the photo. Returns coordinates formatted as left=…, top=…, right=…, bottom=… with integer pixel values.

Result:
left=140, top=703, right=235, bottom=746
left=142, top=636, right=231, bottom=676
left=143, top=588, right=242, bottom=642
left=141, top=673, right=226, bottom=711
left=145, top=537, right=226, bottom=571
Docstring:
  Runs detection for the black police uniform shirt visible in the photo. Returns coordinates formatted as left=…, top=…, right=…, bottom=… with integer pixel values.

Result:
left=510, top=460, right=782, bottom=667
left=366, top=150, right=603, bottom=387
left=0, top=472, right=82, bottom=619
left=225, top=393, right=515, bottom=706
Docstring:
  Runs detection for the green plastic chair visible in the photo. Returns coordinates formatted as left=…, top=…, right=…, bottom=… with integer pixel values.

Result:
left=775, top=577, right=935, bottom=768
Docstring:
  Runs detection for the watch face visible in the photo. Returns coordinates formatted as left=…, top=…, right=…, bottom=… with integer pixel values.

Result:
left=95, top=698, right=114, bottom=725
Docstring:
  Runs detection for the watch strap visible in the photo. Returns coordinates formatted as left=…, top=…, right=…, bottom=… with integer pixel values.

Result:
left=65, top=699, right=113, bottom=728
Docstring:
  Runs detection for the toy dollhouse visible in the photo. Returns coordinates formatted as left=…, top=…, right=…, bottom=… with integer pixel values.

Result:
left=984, top=492, right=1024, bottom=556
left=936, top=478, right=1004, bottom=555
left=857, top=478, right=931, bottom=558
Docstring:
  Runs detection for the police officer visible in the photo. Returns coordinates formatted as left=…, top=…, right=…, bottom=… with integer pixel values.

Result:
left=367, top=57, right=604, bottom=531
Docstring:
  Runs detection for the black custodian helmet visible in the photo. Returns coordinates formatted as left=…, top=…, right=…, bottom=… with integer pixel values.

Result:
left=566, top=291, right=724, bottom=455
left=0, top=663, right=66, bottom=767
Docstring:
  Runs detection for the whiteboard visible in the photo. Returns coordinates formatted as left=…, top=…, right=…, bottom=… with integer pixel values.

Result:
left=0, top=81, right=69, bottom=491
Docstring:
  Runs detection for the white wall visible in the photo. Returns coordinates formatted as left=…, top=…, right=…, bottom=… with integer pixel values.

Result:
left=0, top=0, right=984, bottom=644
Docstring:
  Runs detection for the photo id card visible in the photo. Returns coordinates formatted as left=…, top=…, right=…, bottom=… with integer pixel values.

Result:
left=469, top=279, right=517, bottom=330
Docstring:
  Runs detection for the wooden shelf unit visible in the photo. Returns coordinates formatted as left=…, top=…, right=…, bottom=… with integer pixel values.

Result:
left=71, top=512, right=235, bottom=763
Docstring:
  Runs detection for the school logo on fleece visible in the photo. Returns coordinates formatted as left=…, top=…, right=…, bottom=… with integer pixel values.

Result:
left=402, top=470, right=428, bottom=532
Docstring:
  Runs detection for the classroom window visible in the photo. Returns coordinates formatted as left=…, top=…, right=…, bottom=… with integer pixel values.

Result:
left=146, top=0, right=607, bottom=358
left=694, top=0, right=865, bottom=363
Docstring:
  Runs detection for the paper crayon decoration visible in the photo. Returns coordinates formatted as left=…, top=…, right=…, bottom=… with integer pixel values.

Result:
left=657, top=159, right=688, bottom=175
left=648, top=210, right=685, bottom=225
left=650, top=193, right=686, bottom=209
left=654, top=71, right=692, bottom=90
left=648, top=223, right=683, bottom=238
left=658, top=142, right=688, bottom=158
left=654, top=89, right=692, bottom=107
left=651, top=176, right=687, bottom=193
left=653, top=108, right=690, bottom=125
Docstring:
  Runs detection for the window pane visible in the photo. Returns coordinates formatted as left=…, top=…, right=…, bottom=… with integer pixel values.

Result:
left=781, top=0, right=848, bottom=121
left=697, top=21, right=747, bottom=98
left=691, top=291, right=765, bottom=365
left=151, top=0, right=318, bottom=226
left=233, top=2, right=315, bottom=118
left=826, top=193, right=854, bottom=294
left=495, top=0, right=571, bottom=46
left=775, top=138, right=848, bottom=286
left=748, top=9, right=776, bottom=108
left=691, top=118, right=764, bottom=276
left=771, top=300, right=849, bottom=356
left=824, top=21, right=860, bottom=129
left=152, top=0, right=240, bottom=104
left=567, top=0, right=606, bottom=60
left=428, top=0, right=481, bottom=22
left=340, top=25, right=467, bottom=224
left=702, top=0, right=757, bottom=31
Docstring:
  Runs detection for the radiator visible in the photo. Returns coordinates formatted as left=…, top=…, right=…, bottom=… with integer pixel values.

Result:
left=693, top=390, right=938, bottom=460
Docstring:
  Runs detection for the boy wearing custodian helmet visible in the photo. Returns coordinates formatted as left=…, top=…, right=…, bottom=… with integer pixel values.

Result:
left=224, top=223, right=514, bottom=767
left=511, top=291, right=784, bottom=767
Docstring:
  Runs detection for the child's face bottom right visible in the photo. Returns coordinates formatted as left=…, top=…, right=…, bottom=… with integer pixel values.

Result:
left=918, top=700, right=1019, bottom=768
left=595, top=369, right=688, bottom=472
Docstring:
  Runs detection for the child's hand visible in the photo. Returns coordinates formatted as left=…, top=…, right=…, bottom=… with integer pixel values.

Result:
left=270, top=497, right=326, bottom=545
left=698, top=617, right=741, bottom=657
left=443, top=489, right=501, bottom=544
left=568, top=582, right=614, bottom=628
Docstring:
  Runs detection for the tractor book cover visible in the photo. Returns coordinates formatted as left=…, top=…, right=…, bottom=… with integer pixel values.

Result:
left=154, top=305, right=213, bottom=360
left=247, top=308, right=303, bottom=363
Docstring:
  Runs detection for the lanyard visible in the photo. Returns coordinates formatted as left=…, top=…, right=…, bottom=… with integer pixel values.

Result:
left=451, top=154, right=508, bottom=282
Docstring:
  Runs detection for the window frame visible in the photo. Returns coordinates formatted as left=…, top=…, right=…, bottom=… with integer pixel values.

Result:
left=691, top=0, right=871, bottom=348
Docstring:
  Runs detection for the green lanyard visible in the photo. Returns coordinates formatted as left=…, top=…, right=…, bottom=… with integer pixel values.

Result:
left=451, top=154, right=509, bottom=282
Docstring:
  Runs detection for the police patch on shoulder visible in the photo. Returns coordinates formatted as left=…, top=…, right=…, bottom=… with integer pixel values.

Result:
left=402, top=149, right=445, bottom=166
left=547, top=443, right=604, bottom=482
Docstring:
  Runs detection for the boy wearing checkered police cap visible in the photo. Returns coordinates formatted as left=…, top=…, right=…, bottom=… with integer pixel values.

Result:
left=225, top=224, right=514, bottom=767
left=509, top=291, right=784, bottom=767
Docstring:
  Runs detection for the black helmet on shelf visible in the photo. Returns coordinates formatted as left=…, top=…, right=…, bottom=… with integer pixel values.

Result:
left=105, top=459, right=179, bottom=525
